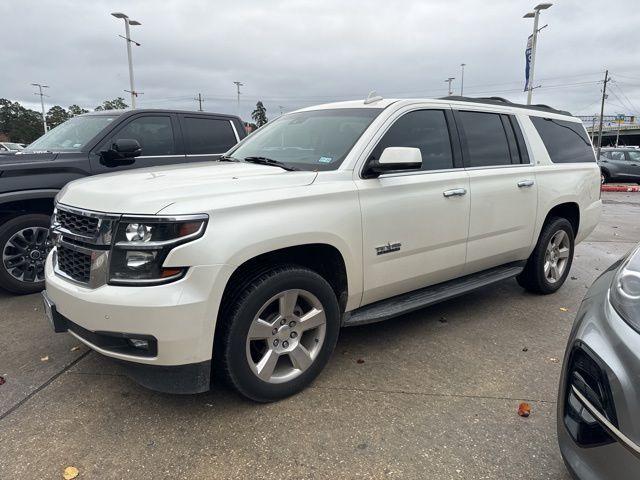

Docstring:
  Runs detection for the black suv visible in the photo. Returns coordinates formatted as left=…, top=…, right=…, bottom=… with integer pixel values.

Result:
left=599, top=147, right=640, bottom=184
left=0, top=109, right=245, bottom=294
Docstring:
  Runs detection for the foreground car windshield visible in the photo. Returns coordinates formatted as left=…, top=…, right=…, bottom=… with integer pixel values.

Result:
left=228, top=108, right=382, bottom=171
left=25, top=115, right=117, bottom=152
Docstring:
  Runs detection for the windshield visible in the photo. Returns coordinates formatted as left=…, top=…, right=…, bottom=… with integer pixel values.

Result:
left=4, top=143, right=24, bottom=150
left=228, top=108, right=382, bottom=171
left=25, top=115, right=117, bottom=152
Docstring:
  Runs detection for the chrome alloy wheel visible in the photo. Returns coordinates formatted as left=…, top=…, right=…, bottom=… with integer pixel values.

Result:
left=544, top=230, right=570, bottom=284
left=246, top=289, right=327, bottom=384
left=2, top=227, right=50, bottom=283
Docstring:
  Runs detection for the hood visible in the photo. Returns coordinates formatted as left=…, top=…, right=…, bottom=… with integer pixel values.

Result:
left=58, top=161, right=318, bottom=214
left=0, top=151, right=59, bottom=166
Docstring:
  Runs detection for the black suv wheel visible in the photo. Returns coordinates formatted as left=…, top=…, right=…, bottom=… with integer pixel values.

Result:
left=0, top=214, right=51, bottom=294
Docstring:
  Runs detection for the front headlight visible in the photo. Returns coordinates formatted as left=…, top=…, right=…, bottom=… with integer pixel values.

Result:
left=610, top=244, right=640, bottom=331
left=109, top=214, right=208, bottom=285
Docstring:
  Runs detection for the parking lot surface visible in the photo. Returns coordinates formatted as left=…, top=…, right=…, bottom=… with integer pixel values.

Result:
left=1, top=191, right=638, bottom=479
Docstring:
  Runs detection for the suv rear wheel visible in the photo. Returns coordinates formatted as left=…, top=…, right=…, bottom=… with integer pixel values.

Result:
left=0, top=214, right=51, bottom=294
left=218, top=266, right=340, bottom=402
left=517, top=217, right=575, bottom=294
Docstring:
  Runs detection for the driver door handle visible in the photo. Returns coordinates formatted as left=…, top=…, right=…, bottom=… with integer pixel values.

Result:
left=517, top=180, right=535, bottom=188
left=443, top=188, right=467, bottom=198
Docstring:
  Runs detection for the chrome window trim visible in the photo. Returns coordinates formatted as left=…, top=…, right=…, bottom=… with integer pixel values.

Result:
left=378, top=167, right=462, bottom=179
left=229, top=119, right=241, bottom=142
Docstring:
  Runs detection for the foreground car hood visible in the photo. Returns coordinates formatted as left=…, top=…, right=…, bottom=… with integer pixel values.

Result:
left=58, top=162, right=318, bottom=214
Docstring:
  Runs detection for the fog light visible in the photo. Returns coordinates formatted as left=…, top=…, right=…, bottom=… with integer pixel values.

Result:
left=125, top=251, right=156, bottom=270
left=128, top=338, right=149, bottom=350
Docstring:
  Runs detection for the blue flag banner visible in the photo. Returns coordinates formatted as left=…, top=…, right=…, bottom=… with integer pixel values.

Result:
left=524, top=35, right=533, bottom=91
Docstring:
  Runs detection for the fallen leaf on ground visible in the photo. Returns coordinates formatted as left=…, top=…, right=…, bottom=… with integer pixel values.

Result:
left=356, top=358, right=365, bottom=364
left=0, top=376, right=5, bottom=386
left=40, top=356, right=49, bottom=362
left=522, top=347, right=528, bottom=352
left=70, top=346, right=80, bottom=352
left=517, top=402, right=531, bottom=418
left=548, top=357, right=559, bottom=363
left=559, top=307, right=568, bottom=312
left=63, top=466, right=79, bottom=479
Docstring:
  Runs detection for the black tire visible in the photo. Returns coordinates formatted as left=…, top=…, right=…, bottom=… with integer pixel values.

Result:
left=600, top=170, right=610, bottom=184
left=0, top=214, right=51, bottom=295
left=517, top=217, right=575, bottom=295
left=218, top=266, right=340, bottom=402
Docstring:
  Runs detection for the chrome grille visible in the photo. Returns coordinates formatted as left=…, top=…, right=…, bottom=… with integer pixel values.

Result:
left=57, top=245, right=91, bottom=283
left=57, top=209, right=99, bottom=237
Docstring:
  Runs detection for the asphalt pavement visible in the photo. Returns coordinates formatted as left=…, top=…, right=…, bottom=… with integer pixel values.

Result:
left=1, top=191, right=638, bottom=479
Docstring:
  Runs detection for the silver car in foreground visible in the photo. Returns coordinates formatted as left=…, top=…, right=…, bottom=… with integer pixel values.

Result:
left=558, top=243, right=640, bottom=479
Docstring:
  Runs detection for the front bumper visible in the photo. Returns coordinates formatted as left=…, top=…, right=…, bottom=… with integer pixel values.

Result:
left=558, top=265, right=640, bottom=479
left=45, top=252, right=235, bottom=393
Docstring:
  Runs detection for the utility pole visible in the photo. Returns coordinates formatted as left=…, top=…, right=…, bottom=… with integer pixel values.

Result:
left=31, top=83, right=49, bottom=133
left=445, top=77, right=455, bottom=96
left=523, top=3, right=552, bottom=105
left=194, top=93, right=204, bottom=111
left=460, top=64, right=466, bottom=96
left=111, top=12, right=142, bottom=109
left=233, top=81, right=243, bottom=118
left=596, top=69, right=609, bottom=160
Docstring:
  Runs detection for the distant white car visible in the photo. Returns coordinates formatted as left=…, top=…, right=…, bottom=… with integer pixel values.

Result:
left=0, top=142, right=25, bottom=153
left=44, top=95, right=602, bottom=401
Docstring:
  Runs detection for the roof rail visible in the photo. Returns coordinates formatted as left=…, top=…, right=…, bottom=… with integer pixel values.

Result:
left=441, top=95, right=572, bottom=116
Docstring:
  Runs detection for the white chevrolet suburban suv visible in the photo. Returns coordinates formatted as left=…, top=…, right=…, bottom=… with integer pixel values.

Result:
left=43, top=96, right=601, bottom=401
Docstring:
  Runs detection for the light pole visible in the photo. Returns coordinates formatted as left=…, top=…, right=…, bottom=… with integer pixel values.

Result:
left=31, top=83, right=49, bottom=133
left=111, top=12, right=141, bottom=109
left=523, top=3, right=552, bottom=105
left=460, top=63, right=466, bottom=96
left=445, top=77, right=455, bottom=96
left=233, top=81, right=243, bottom=118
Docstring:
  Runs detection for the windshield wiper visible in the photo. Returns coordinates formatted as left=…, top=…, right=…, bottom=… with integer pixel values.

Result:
left=218, top=154, right=240, bottom=162
left=243, top=156, right=299, bottom=171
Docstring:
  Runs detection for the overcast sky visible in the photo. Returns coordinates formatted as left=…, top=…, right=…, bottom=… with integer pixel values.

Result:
left=2, top=0, right=639, bottom=121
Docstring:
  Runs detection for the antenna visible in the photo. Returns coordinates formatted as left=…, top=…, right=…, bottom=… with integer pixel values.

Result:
left=364, top=91, right=383, bottom=105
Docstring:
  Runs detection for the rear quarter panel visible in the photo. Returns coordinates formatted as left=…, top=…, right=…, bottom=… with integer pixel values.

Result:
left=518, top=113, right=602, bottom=246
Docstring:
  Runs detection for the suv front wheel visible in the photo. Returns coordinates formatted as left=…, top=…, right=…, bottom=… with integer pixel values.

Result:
left=517, top=216, right=575, bottom=294
left=218, top=266, right=340, bottom=402
left=0, top=214, right=51, bottom=294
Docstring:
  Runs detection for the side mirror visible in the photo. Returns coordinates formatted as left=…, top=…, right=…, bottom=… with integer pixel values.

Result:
left=100, top=138, right=142, bottom=166
left=365, top=147, right=422, bottom=177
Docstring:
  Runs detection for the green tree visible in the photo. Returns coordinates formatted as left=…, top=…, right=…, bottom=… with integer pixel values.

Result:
left=251, top=101, right=268, bottom=127
left=0, top=98, right=44, bottom=143
left=95, top=97, right=128, bottom=111
left=46, top=106, right=71, bottom=129
left=68, top=104, right=89, bottom=116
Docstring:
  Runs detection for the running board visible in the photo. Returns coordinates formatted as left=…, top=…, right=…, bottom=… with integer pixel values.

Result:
left=343, top=262, right=525, bottom=327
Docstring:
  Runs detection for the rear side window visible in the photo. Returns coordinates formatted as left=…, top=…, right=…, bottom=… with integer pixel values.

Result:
left=530, top=117, right=594, bottom=163
left=457, top=111, right=512, bottom=167
left=371, top=109, right=454, bottom=171
left=183, top=117, right=237, bottom=154
left=603, top=150, right=625, bottom=161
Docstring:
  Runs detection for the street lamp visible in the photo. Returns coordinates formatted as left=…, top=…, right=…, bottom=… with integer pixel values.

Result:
left=460, top=63, right=466, bottom=96
left=445, top=77, right=455, bottom=96
left=31, top=83, right=49, bottom=133
left=233, top=81, right=244, bottom=118
left=523, top=3, right=552, bottom=105
left=111, top=12, right=141, bottom=109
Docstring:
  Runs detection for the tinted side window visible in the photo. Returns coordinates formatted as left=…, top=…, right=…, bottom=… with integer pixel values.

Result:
left=530, top=117, right=594, bottom=163
left=603, top=150, right=625, bottom=161
left=457, top=111, right=512, bottom=167
left=114, top=116, right=175, bottom=156
left=183, top=117, right=237, bottom=154
left=371, top=110, right=453, bottom=171
left=628, top=151, right=640, bottom=162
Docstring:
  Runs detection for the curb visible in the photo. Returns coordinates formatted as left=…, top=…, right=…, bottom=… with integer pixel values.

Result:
left=601, top=185, right=640, bottom=192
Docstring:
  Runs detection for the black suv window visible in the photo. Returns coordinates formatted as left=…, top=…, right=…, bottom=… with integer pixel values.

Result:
left=114, top=116, right=175, bottom=156
left=530, top=116, right=594, bottom=163
left=457, top=111, right=512, bottom=167
left=183, top=117, right=237, bottom=154
left=371, top=110, right=454, bottom=171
